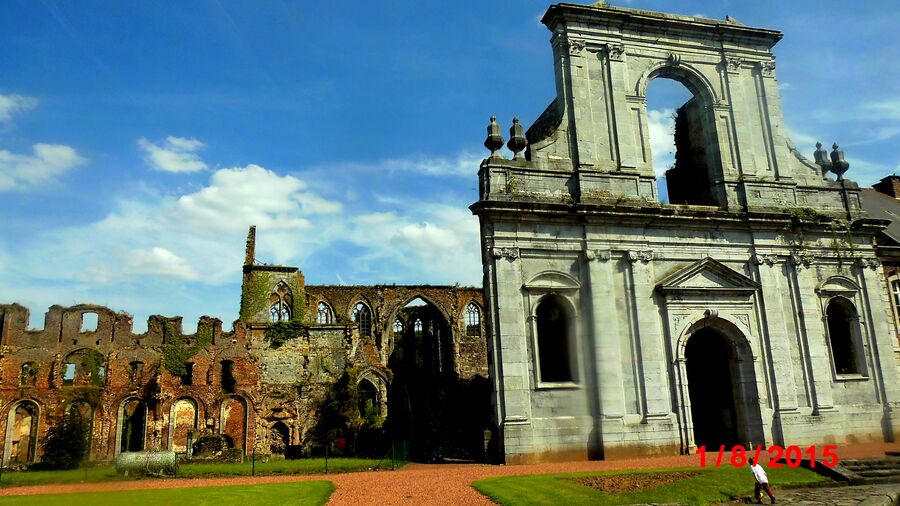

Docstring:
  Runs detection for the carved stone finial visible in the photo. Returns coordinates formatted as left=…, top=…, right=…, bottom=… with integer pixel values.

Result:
left=507, top=117, right=527, bottom=160
left=829, top=143, right=849, bottom=180
left=813, top=141, right=832, bottom=179
left=484, top=116, right=505, bottom=159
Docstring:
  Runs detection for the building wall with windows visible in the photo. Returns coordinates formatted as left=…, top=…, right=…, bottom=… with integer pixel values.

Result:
left=473, top=3, right=900, bottom=464
left=0, top=226, right=488, bottom=464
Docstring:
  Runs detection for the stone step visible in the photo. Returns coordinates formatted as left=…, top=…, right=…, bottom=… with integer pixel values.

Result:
left=855, top=469, right=900, bottom=479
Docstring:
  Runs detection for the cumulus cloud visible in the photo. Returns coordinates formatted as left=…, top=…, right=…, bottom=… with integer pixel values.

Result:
left=0, top=93, right=37, bottom=124
left=647, top=108, right=676, bottom=178
left=0, top=143, right=86, bottom=191
left=138, top=136, right=208, bottom=173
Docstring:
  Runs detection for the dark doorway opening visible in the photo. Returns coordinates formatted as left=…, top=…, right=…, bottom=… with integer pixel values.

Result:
left=685, top=328, right=740, bottom=449
left=385, top=297, right=488, bottom=462
left=270, top=421, right=289, bottom=454
left=120, top=399, right=146, bottom=453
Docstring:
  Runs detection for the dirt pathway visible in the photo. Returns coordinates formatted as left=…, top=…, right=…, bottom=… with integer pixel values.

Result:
left=0, top=442, right=895, bottom=505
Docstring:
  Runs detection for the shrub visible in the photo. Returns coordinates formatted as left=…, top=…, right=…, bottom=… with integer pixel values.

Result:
left=41, top=408, right=90, bottom=469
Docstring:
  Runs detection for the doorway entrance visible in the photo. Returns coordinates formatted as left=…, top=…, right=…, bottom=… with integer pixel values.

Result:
left=685, top=327, right=741, bottom=449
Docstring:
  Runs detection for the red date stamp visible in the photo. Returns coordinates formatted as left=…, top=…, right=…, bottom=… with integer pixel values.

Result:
left=698, top=444, right=839, bottom=468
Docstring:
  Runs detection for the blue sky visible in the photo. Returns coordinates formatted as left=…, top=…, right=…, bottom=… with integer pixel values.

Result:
left=1, top=0, right=898, bottom=331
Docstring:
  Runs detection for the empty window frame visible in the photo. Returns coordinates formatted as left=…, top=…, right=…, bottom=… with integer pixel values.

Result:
left=316, top=302, right=333, bottom=324
left=180, top=362, right=194, bottom=385
left=269, top=283, right=293, bottom=323
left=221, top=360, right=236, bottom=393
left=825, top=297, right=862, bottom=375
left=351, top=302, right=372, bottom=337
left=464, top=303, right=481, bottom=337
left=535, top=295, right=575, bottom=383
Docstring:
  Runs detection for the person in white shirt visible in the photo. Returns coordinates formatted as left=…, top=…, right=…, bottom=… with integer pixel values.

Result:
left=750, top=458, right=776, bottom=504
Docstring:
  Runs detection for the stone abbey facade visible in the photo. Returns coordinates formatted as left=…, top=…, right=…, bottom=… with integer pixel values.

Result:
left=0, top=226, right=488, bottom=465
left=473, top=3, right=900, bottom=463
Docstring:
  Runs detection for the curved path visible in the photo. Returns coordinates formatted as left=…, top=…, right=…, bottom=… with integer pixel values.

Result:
left=0, top=442, right=896, bottom=505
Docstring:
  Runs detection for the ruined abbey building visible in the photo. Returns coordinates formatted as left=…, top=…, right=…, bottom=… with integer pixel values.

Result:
left=473, top=3, right=900, bottom=463
left=0, top=225, right=489, bottom=465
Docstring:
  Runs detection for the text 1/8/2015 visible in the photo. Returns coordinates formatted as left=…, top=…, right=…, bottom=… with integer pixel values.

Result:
left=698, top=444, right=838, bottom=468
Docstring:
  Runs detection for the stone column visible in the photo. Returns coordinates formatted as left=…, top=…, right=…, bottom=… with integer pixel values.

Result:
left=605, top=43, right=638, bottom=171
left=791, top=254, right=835, bottom=412
left=628, top=250, right=670, bottom=417
left=722, top=56, right=760, bottom=177
left=754, top=255, right=799, bottom=412
left=585, top=249, right=626, bottom=417
left=858, top=262, right=900, bottom=410
left=754, top=61, right=791, bottom=179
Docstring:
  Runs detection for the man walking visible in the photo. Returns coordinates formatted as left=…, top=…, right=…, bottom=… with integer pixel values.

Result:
left=750, top=458, right=776, bottom=504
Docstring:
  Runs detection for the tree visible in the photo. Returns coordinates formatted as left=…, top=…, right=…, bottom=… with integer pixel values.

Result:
left=41, top=408, right=90, bottom=469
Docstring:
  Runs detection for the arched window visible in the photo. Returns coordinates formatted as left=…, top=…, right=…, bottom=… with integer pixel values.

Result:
left=5, top=401, right=39, bottom=464
left=826, top=298, right=862, bottom=375
left=535, top=295, right=575, bottom=383
left=351, top=302, right=372, bottom=337
left=358, top=378, right=379, bottom=419
left=269, top=282, right=293, bottom=322
left=393, top=318, right=404, bottom=334
left=63, top=349, right=106, bottom=387
left=316, top=302, right=333, bottom=324
left=413, top=319, right=423, bottom=336
left=465, top=303, right=481, bottom=337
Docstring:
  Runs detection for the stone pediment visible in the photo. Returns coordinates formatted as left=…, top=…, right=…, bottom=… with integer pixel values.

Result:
left=656, top=258, right=759, bottom=295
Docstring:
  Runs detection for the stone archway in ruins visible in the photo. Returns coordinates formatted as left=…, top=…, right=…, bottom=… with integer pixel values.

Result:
left=3, top=400, right=39, bottom=465
left=384, top=295, right=463, bottom=462
left=677, top=317, right=765, bottom=452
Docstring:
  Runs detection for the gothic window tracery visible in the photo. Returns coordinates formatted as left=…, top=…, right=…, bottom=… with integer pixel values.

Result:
left=316, top=302, right=333, bottom=324
left=465, top=303, right=482, bottom=337
left=269, top=282, right=293, bottom=322
left=351, top=302, right=372, bottom=337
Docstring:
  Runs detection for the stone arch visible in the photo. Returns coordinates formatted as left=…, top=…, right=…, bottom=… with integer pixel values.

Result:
left=383, top=294, right=455, bottom=359
left=358, top=369, right=388, bottom=418
left=116, top=397, right=147, bottom=454
left=169, top=397, right=200, bottom=453
left=316, top=299, right=335, bottom=324
left=270, top=421, right=289, bottom=454
left=823, top=296, right=865, bottom=376
left=530, top=293, right=578, bottom=384
left=3, top=399, right=40, bottom=465
left=62, top=348, right=106, bottom=387
left=636, top=61, right=718, bottom=105
left=463, top=300, right=484, bottom=337
left=220, top=395, right=248, bottom=452
left=674, top=315, right=765, bottom=453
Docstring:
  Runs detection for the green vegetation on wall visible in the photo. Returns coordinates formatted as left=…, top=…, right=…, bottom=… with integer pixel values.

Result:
left=265, top=320, right=306, bottom=348
left=239, top=271, right=272, bottom=321
left=160, top=322, right=213, bottom=376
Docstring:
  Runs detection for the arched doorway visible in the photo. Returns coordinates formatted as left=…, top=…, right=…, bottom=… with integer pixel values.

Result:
left=385, top=296, right=458, bottom=461
left=270, top=422, right=289, bottom=454
left=4, top=400, right=39, bottom=465
left=119, top=398, right=147, bottom=453
left=683, top=323, right=762, bottom=450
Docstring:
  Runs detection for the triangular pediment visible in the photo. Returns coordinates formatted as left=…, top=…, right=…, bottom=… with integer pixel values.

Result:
left=656, top=257, right=759, bottom=294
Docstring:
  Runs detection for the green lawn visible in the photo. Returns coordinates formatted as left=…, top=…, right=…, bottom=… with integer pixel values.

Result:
left=0, top=457, right=396, bottom=488
left=0, top=481, right=334, bottom=506
left=472, top=465, right=831, bottom=505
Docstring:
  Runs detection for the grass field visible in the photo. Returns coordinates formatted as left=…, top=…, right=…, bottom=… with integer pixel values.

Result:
left=0, top=457, right=394, bottom=488
left=0, top=481, right=335, bottom=506
left=471, top=465, right=831, bottom=505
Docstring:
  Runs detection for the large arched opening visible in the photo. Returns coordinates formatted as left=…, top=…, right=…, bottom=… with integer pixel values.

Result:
left=385, top=296, right=462, bottom=462
left=4, top=400, right=39, bottom=465
left=682, top=322, right=762, bottom=450
left=644, top=65, right=722, bottom=206
left=118, top=398, right=147, bottom=453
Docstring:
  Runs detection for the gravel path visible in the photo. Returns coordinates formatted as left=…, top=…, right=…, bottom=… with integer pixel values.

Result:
left=0, top=442, right=896, bottom=505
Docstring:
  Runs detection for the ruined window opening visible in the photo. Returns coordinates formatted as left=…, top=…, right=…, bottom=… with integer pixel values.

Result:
left=316, top=302, right=333, bottom=324
left=414, top=319, right=423, bottom=336
left=465, top=303, right=481, bottom=337
left=535, top=295, right=575, bottom=383
left=63, top=363, right=76, bottom=386
left=120, top=399, right=146, bottom=453
left=181, top=362, right=194, bottom=385
left=20, top=362, right=36, bottom=386
left=269, top=282, right=293, bottom=322
left=352, top=302, right=372, bottom=337
left=7, top=401, right=38, bottom=464
left=891, top=280, right=900, bottom=330
left=393, top=318, right=403, bottom=334
left=80, top=312, right=99, bottom=333
left=646, top=78, right=717, bottom=206
left=128, top=361, right=144, bottom=384
left=221, top=360, right=236, bottom=393
left=826, top=298, right=861, bottom=375
left=358, top=378, right=379, bottom=418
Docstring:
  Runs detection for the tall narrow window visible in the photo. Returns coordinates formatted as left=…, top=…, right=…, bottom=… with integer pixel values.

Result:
left=317, top=302, right=333, bottom=324
left=20, top=362, right=36, bottom=386
left=269, top=282, right=293, bottom=322
left=352, top=302, right=372, bottom=337
left=128, top=361, right=144, bottom=384
left=221, top=360, right=235, bottom=393
left=892, top=280, right=900, bottom=330
left=181, top=362, right=194, bottom=385
left=826, top=298, right=861, bottom=375
left=413, top=319, right=423, bottom=336
left=465, top=303, right=481, bottom=337
left=535, top=295, right=575, bottom=383
left=393, top=318, right=404, bottom=334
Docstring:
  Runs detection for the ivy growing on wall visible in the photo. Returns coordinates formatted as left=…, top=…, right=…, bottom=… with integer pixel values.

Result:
left=80, top=349, right=106, bottom=387
left=160, top=322, right=213, bottom=376
left=62, top=385, right=103, bottom=408
left=265, top=320, right=306, bottom=348
left=239, top=272, right=272, bottom=320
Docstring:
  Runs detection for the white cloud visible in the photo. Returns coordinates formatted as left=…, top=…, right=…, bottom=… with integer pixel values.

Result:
left=647, top=108, right=676, bottom=178
left=0, top=143, right=86, bottom=191
left=0, top=93, right=37, bottom=124
left=126, top=247, right=200, bottom=280
left=138, top=136, right=208, bottom=173
left=326, top=152, right=483, bottom=179
left=861, top=100, right=900, bottom=121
